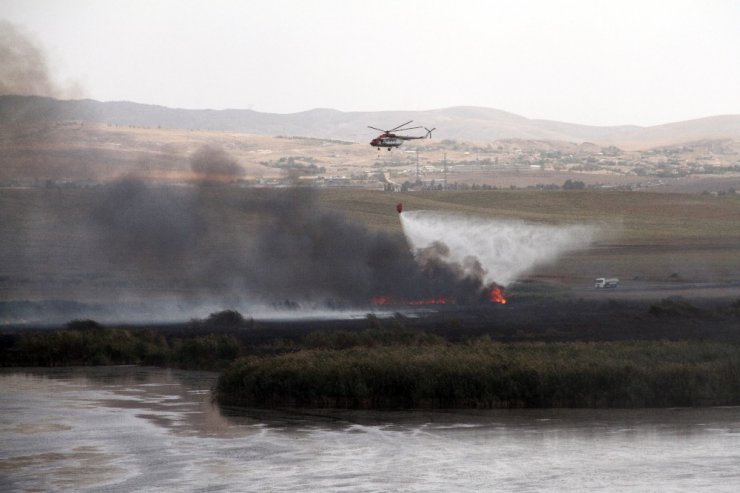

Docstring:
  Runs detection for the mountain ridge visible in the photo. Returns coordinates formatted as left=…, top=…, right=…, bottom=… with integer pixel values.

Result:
left=1, top=95, right=739, bottom=149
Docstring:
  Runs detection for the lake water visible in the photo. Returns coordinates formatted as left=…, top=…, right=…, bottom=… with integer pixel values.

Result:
left=1, top=367, right=739, bottom=492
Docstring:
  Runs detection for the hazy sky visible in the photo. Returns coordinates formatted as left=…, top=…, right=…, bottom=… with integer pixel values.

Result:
left=3, top=0, right=740, bottom=126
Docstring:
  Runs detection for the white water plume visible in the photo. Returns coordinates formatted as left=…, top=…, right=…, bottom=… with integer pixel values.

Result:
left=400, top=211, right=596, bottom=286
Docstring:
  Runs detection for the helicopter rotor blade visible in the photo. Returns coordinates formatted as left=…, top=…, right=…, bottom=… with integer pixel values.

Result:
left=394, top=126, right=423, bottom=132
left=368, top=126, right=386, bottom=132
left=390, top=120, right=415, bottom=132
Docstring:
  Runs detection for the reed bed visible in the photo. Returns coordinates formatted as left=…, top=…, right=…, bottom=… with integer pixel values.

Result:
left=217, top=339, right=740, bottom=408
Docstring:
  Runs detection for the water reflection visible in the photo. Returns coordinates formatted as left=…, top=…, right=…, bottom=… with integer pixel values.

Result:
left=2, top=367, right=740, bottom=492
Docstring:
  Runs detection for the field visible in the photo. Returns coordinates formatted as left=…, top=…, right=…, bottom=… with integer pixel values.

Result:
left=1, top=186, right=739, bottom=324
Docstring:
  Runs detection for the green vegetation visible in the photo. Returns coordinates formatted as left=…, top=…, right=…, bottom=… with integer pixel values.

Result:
left=216, top=339, right=740, bottom=409
left=3, top=324, right=169, bottom=367
left=0, top=317, right=243, bottom=370
left=4, top=307, right=740, bottom=409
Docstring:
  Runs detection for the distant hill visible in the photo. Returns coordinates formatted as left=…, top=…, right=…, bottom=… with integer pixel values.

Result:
left=2, top=95, right=739, bottom=149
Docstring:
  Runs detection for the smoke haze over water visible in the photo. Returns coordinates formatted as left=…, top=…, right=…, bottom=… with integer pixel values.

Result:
left=400, top=211, right=596, bottom=286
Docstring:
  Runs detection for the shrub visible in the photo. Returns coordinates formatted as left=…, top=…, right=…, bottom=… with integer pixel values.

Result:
left=205, top=310, right=246, bottom=328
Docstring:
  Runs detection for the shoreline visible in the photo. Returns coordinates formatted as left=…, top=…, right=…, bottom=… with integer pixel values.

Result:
left=4, top=305, right=740, bottom=409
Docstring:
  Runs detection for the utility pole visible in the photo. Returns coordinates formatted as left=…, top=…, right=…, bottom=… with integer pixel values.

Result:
left=443, top=153, right=448, bottom=190
left=416, top=150, right=420, bottom=184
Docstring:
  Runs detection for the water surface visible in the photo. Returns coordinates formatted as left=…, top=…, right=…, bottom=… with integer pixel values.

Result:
left=2, top=367, right=739, bottom=492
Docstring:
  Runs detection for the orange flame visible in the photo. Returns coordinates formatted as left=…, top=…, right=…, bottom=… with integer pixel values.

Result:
left=371, top=287, right=506, bottom=306
left=371, top=296, right=456, bottom=306
left=489, top=286, right=507, bottom=304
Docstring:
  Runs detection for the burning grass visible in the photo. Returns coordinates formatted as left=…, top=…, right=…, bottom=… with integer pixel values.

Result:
left=371, top=286, right=507, bottom=306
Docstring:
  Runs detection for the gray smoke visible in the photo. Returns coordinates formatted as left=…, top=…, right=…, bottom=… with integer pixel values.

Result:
left=91, top=177, right=207, bottom=269
left=0, top=20, right=82, bottom=98
left=0, top=20, right=55, bottom=97
left=190, top=145, right=244, bottom=182
left=2, top=175, right=496, bottom=324
left=246, top=188, right=487, bottom=303
left=87, top=178, right=490, bottom=307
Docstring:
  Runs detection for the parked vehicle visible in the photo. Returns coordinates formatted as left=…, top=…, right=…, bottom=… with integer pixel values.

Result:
left=594, top=277, right=619, bottom=288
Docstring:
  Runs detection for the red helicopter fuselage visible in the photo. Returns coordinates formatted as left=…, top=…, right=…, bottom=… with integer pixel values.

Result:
left=370, top=133, right=405, bottom=149
left=368, top=121, right=435, bottom=151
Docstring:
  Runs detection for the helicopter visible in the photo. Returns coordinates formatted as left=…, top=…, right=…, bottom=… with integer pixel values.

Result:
left=368, top=120, right=435, bottom=151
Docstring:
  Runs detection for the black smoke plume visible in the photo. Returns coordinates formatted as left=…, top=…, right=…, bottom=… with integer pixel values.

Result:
left=88, top=178, right=488, bottom=307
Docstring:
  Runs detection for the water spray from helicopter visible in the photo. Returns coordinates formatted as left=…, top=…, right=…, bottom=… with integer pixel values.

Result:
left=397, top=205, right=597, bottom=288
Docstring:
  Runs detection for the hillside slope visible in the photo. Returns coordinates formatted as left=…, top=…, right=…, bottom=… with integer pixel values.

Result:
left=3, top=95, right=739, bottom=148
